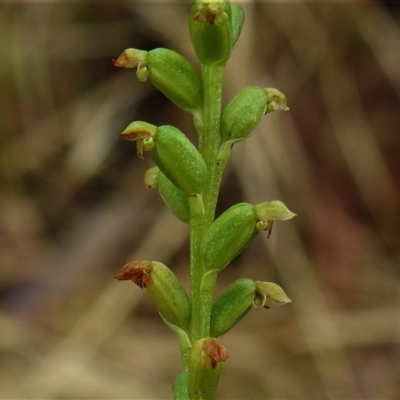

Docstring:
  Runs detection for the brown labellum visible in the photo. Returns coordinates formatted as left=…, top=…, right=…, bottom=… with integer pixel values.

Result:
left=203, top=338, right=229, bottom=368
left=113, top=260, right=151, bottom=288
left=112, top=52, right=131, bottom=68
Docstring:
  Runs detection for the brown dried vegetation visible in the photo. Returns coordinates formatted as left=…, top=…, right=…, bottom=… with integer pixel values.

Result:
left=1, top=2, right=400, bottom=399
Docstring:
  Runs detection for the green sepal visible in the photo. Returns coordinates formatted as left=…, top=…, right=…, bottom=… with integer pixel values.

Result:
left=220, top=86, right=268, bottom=143
left=210, top=278, right=256, bottom=338
left=114, top=48, right=203, bottom=113
left=200, top=203, right=258, bottom=273
left=158, top=170, right=190, bottom=223
left=187, top=338, right=229, bottom=400
left=254, top=200, right=296, bottom=221
left=160, top=314, right=192, bottom=365
left=254, top=200, right=296, bottom=237
left=254, top=281, right=291, bottom=308
left=230, top=3, right=245, bottom=50
left=189, top=1, right=233, bottom=66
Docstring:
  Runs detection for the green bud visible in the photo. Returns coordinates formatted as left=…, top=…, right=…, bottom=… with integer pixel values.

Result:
left=151, top=125, right=207, bottom=195
left=144, top=166, right=159, bottom=189
left=220, top=86, right=268, bottom=143
left=265, top=88, right=289, bottom=112
left=254, top=281, right=291, bottom=308
left=147, top=261, right=191, bottom=332
left=158, top=170, right=190, bottom=223
left=189, top=1, right=234, bottom=66
left=114, top=261, right=191, bottom=333
left=210, top=278, right=256, bottom=338
left=120, top=123, right=207, bottom=195
left=254, top=200, right=296, bottom=238
left=200, top=203, right=259, bottom=272
left=187, top=338, right=229, bottom=400
left=148, top=48, right=203, bottom=112
left=114, top=48, right=203, bottom=112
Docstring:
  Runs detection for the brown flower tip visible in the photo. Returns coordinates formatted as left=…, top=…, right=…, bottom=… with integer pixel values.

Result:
left=119, top=130, right=150, bottom=143
left=120, top=121, right=157, bottom=142
left=203, top=338, right=229, bottom=368
left=113, top=261, right=151, bottom=288
left=113, top=53, right=129, bottom=68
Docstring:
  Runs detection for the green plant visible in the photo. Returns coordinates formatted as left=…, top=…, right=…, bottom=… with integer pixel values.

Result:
left=113, top=1, right=294, bottom=398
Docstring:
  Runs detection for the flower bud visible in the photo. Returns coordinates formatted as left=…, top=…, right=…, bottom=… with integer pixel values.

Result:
left=220, top=86, right=268, bottom=143
left=187, top=337, right=229, bottom=400
left=151, top=125, right=207, bottom=195
left=210, top=278, right=256, bottom=338
left=189, top=1, right=234, bottom=66
left=120, top=123, right=207, bottom=195
left=148, top=48, right=203, bottom=112
left=200, top=203, right=259, bottom=272
left=114, top=261, right=191, bottom=333
left=114, top=48, right=203, bottom=112
left=158, top=170, right=190, bottom=223
left=254, top=281, right=291, bottom=308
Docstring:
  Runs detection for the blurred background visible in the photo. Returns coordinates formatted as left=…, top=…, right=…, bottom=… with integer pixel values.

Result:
left=1, top=1, right=400, bottom=399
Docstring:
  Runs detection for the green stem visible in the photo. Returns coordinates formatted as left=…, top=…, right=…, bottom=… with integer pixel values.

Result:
left=189, top=194, right=206, bottom=342
left=173, top=371, right=189, bottom=400
left=190, top=64, right=225, bottom=343
left=200, top=64, right=225, bottom=226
